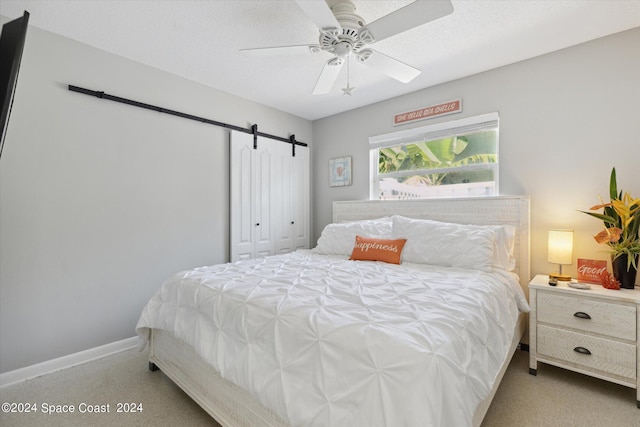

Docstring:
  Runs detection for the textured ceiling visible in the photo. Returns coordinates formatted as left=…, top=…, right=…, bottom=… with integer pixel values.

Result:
left=2, top=0, right=639, bottom=120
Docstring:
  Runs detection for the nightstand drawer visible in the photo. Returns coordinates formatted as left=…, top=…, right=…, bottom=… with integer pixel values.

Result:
left=537, top=292, right=636, bottom=341
left=538, top=325, right=636, bottom=381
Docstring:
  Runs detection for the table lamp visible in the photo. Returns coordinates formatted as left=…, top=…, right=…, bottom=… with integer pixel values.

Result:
left=548, top=229, right=573, bottom=281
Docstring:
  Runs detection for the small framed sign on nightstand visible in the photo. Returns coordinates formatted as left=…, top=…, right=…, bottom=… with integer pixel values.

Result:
left=577, top=258, right=607, bottom=284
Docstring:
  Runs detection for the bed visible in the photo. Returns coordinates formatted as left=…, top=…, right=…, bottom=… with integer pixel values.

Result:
left=136, top=196, right=531, bottom=427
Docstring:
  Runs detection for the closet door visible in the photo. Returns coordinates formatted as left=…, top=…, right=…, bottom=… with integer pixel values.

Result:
left=230, top=132, right=254, bottom=261
left=292, top=145, right=310, bottom=251
left=273, top=143, right=310, bottom=254
left=253, top=139, right=275, bottom=257
left=230, top=131, right=275, bottom=261
left=273, top=142, right=294, bottom=254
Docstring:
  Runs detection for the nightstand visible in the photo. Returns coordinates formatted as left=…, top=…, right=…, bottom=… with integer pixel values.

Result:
left=528, top=274, right=640, bottom=408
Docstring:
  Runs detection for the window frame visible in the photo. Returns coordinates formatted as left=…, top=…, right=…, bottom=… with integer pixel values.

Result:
left=369, top=112, right=499, bottom=200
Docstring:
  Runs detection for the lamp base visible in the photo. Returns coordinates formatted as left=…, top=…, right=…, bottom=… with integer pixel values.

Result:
left=549, top=273, right=571, bottom=281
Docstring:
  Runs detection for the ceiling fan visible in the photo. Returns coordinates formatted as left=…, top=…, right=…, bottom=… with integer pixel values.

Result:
left=240, top=0, right=454, bottom=95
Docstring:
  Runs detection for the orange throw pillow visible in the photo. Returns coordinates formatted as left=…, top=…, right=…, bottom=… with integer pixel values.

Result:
left=349, top=235, right=407, bottom=265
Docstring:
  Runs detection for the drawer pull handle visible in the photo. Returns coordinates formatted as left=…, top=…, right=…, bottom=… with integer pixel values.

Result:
left=573, top=312, right=591, bottom=319
left=573, top=346, right=592, bottom=355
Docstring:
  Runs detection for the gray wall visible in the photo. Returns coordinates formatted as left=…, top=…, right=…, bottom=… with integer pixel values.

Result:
left=0, top=21, right=312, bottom=373
left=312, top=27, right=640, bottom=283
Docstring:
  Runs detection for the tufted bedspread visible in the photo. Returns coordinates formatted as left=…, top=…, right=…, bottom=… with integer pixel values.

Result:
left=136, top=250, right=528, bottom=427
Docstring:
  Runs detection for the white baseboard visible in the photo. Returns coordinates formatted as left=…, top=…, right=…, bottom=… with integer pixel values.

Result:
left=0, top=336, right=138, bottom=388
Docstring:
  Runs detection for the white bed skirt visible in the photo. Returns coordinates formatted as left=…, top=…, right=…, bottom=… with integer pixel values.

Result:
left=148, top=312, right=526, bottom=427
left=149, top=328, right=289, bottom=427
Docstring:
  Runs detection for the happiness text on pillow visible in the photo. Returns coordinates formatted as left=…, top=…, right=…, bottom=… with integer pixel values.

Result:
left=355, top=241, right=401, bottom=252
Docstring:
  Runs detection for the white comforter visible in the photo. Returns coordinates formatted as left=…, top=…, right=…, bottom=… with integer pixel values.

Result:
left=136, top=250, right=529, bottom=427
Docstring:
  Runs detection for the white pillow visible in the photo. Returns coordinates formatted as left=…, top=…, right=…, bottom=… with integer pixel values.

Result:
left=391, top=215, right=496, bottom=271
left=488, top=224, right=516, bottom=271
left=314, top=217, right=392, bottom=256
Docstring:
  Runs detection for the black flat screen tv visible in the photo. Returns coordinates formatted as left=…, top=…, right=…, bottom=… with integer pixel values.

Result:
left=0, top=11, right=29, bottom=158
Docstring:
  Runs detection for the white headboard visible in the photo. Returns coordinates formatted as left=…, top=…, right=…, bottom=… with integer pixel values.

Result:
left=333, top=196, right=531, bottom=292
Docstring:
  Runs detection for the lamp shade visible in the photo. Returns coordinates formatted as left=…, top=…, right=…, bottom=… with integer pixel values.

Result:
left=548, top=229, right=574, bottom=265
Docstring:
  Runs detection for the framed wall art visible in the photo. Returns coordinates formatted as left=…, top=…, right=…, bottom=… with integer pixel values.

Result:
left=329, top=156, right=352, bottom=187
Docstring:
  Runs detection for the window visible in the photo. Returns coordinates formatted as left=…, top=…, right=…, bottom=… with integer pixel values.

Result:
left=369, top=112, right=499, bottom=200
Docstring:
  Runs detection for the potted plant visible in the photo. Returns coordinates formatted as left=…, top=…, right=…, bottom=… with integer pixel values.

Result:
left=581, top=168, right=640, bottom=288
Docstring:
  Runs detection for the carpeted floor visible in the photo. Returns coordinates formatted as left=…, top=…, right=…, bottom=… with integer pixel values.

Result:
left=1, top=347, right=638, bottom=426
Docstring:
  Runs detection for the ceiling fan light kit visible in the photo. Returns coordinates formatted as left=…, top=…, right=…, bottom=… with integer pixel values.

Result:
left=240, top=0, right=454, bottom=95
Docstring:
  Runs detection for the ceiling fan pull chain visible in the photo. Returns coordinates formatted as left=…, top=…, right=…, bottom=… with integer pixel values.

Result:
left=342, top=57, right=354, bottom=96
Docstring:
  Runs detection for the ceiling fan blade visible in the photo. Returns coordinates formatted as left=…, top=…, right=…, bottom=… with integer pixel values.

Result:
left=295, top=0, right=341, bottom=31
left=363, top=0, right=453, bottom=43
left=312, top=59, right=345, bottom=95
left=360, top=50, right=420, bottom=83
left=240, top=45, right=319, bottom=57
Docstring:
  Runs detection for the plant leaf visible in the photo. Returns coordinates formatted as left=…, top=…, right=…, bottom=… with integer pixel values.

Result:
left=579, top=210, right=618, bottom=225
left=610, top=167, right=618, bottom=200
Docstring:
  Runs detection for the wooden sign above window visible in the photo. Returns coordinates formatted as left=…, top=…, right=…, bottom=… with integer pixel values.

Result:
left=393, top=99, right=462, bottom=126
